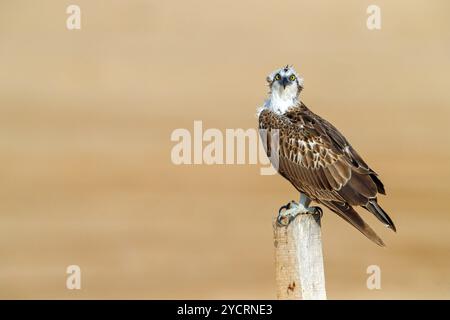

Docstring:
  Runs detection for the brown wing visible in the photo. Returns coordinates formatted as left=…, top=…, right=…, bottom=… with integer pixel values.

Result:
left=259, top=105, right=396, bottom=245
left=259, top=106, right=377, bottom=204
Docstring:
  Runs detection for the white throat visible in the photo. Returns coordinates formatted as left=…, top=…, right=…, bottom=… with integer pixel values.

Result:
left=268, top=89, right=298, bottom=114
left=258, top=89, right=298, bottom=116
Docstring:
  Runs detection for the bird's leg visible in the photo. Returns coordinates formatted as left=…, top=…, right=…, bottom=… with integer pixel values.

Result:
left=301, top=193, right=323, bottom=218
left=277, top=193, right=323, bottom=227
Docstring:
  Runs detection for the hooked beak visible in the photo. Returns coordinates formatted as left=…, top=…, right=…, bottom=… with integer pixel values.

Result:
left=281, top=77, right=289, bottom=89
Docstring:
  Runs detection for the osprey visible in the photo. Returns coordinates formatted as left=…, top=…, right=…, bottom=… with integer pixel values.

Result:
left=258, top=65, right=396, bottom=246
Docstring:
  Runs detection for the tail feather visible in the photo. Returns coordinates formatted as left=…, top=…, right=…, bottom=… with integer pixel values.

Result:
left=364, top=200, right=396, bottom=232
left=321, top=200, right=385, bottom=246
left=370, top=174, right=386, bottom=195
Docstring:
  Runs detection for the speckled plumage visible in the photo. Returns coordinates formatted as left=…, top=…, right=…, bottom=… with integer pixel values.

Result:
left=259, top=77, right=396, bottom=246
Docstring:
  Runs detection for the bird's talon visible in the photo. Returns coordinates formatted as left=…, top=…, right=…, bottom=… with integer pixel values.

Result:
left=277, top=201, right=300, bottom=227
left=278, top=201, right=296, bottom=214
left=278, top=204, right=289, bottom=215
left=276, top=215, right=290, bottom=227
left=310, top=206, right=323, bottom=218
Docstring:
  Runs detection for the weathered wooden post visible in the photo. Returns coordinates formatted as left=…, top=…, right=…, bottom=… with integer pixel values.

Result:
left=273, top=211, right=327, bottom=300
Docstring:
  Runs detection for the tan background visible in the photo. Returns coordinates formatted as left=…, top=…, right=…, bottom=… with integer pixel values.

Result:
left=0, top=0, right=449, bottom=299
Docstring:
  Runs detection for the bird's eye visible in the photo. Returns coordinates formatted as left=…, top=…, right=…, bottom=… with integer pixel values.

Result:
left=289, top=75, right=296, bottom=81
left=274, top=74, right=281, bottom=81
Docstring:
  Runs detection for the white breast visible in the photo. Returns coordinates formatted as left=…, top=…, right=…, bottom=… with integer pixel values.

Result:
left=257, top=91, right=298, bottom=117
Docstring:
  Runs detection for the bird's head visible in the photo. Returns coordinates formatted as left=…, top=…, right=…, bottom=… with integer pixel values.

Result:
left=266, top=65, right=304, bottom=100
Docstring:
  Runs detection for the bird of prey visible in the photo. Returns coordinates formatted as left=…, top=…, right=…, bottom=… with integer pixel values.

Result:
left=258, top=65, right=396, bottom=246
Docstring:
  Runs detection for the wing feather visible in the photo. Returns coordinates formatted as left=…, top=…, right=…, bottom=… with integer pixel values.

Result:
left=259, top=104, right=396, bottom=244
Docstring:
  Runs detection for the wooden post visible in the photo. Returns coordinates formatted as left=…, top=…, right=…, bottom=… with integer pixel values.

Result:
left=273, top=212, right=327, bottom=300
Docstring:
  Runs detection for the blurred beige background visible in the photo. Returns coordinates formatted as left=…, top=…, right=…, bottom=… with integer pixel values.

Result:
left=0, top=0, right=449, bottom=299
